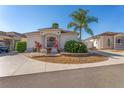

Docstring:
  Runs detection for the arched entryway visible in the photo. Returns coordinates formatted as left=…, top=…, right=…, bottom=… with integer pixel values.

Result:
left=47, top=37, right=56, bottom=48
left=45, top=34, right=58, bottom=48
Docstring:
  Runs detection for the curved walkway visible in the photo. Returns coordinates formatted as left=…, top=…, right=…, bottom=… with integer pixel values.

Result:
left=0, top=50, right=124, bottom=77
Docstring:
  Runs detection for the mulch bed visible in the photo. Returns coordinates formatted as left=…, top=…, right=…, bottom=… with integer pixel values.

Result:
left=111, top=50, right=124, bottom=52
left=31, top=54, right=108, bottom=64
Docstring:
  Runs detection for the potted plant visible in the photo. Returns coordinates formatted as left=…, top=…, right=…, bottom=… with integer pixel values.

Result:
left=57, top=48, right=61, bottom=53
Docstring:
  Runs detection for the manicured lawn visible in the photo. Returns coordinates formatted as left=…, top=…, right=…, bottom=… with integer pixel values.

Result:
left=32, top=54, right=108, bottom=64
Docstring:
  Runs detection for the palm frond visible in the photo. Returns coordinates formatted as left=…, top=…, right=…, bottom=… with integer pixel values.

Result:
left=78, top=8, right=89, bottom=15
left=68, top=8, right=98, bottom=40
left=67, top=22, right=78, bottom=29
left=70, top=13, right=82, bottom=23
left=70, top=9, right=88, bottom=24
left=74, top=26, right=79, bottom=32
left=86, top=16, right=98, bottom=23
left=85, top=27, right=94, bottom=36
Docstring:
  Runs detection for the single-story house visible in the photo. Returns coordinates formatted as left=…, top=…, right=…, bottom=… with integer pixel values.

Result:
left=0, top=31, right=27, bottom=50
left=84, top=32, right=124, bottom=49
left=6, top=32, right=27, bottom=47
left=0, top=35, right=13, bottom=50
left=26, top=28, right=79, bottom=51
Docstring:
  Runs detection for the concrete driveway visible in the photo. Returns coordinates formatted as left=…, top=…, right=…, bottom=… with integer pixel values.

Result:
left=1, top=64, right=124, bottom=87
left=0, top=50, right=124, bottom=77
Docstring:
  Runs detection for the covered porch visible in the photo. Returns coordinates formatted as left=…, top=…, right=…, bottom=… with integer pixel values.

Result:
left=0, top=36, right=14, bottom=51
left=114, top=33, right=124, bottom=49
left=40, top=30, right=61, bottom=53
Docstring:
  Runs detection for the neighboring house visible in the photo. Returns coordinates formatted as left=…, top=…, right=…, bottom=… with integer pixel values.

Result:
left=0, top=31, right=27, bottom=51
left=6, top=32, right=27, bottom=48
left=84, top=32, right=124, bottom=49
left=0, top=35, right=13, bottom=50
left=7, top=32, right=27, bottom=41
left=26, top=28, right=79, bottom=51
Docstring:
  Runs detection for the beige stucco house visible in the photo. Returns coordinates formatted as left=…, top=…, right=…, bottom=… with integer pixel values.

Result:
left=0, top=35, right=13, bottom=50
left=0, top=31, right=27, bottom=50
left=85, top=32, right=124, bottom=49
left=26, top=28, right=79, bottom=51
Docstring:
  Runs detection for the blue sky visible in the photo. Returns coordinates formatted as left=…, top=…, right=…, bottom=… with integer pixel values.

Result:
left=0, top=5, right=124, bottom=39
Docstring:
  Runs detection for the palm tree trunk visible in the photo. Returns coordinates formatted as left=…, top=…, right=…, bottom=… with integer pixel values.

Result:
left=79, top=28, right=82, bottom=41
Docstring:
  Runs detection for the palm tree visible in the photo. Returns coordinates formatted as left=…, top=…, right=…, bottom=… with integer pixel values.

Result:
left=67, top=9, right=98, bottom=41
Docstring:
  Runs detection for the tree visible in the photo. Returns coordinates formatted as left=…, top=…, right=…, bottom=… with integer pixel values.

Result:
left=52, top=23, right=59, bottom=29
left=67, top=8, right=98, bottom=41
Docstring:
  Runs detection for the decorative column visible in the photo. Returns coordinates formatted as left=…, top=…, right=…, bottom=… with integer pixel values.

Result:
left=9, top=39, right=14, bottom=51
left=40, top=32, right=45, bottom=49
left=58, top=32, right=61, bottom=49
left=43, top=33, right=45, bottom=48
left=114, top=36, right=116, bottom=49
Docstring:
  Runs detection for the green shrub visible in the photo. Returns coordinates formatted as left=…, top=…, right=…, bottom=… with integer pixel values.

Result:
left=15, top=41, right=27, bottom=53
left=64, top=40, right=88, bottom=53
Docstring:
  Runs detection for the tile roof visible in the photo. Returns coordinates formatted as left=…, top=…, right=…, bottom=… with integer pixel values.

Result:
left=26, top=28, right=78, bottom=34
left=0, top=31, right=26, bottom=38
left=97, top=32, right=119, bottom=36
left=85, top=32, right=121, bottom=41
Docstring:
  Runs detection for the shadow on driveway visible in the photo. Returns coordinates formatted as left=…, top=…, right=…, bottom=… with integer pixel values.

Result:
left=0, top=52, right=18, bottom=57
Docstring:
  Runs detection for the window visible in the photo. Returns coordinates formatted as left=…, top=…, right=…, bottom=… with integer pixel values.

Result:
left=117, top=39, right=123, bottom=44
left=117, top=39, right=121, bottom=43
left=117, top=39, right=123, bottom=45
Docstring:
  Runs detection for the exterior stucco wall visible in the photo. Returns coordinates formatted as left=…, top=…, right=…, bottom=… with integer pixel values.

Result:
left=87, top=41, right=93, bottom=48
left=41, top=29, right=60, bottom=35
left=85, top=39, right=94, bottom=49
left=27, top=34, right=41, bottom=51
left=100, top=36, right=114, bottom=49
left=85, top=36, right=114, bottom=49
left=85, top=38, right=100, bottom=49
left=21, top=37, right=27, bottom=42
left=94, top=39, right=100, bottom=49
left=60, top=33, right=78, bottom=49
left=27, top=32, right=78, bottom=51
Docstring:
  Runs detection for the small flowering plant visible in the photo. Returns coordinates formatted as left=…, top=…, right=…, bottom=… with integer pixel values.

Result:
left=53, top=39, right=58, bottom=49
left=34, top=41, right=42, bottom=52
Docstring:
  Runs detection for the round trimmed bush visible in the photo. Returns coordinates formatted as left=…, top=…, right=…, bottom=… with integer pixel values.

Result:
left=15, top=41, right=27, bottom=53
left=64, top=40, right=88, bottom=53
